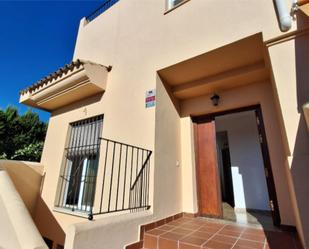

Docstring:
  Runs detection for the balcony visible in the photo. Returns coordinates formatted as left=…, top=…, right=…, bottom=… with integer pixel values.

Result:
left=19, top=60, right=111, bottom=112
left=85, top=0, right=119, bottom=23
left=56, top=137, right=152, bottom=220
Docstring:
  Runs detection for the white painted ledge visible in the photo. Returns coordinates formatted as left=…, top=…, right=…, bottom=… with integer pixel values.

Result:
left=65, top=210, right=153, bottom=249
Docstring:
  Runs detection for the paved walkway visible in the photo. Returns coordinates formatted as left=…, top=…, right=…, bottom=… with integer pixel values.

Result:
left=143, top=217, right=300, bottom=249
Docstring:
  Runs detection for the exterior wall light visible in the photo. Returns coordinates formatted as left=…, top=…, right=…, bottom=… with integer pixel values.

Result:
left=211, top=94, right=220, bottom=106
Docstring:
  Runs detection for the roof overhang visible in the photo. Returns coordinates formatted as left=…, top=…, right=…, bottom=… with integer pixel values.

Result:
left=158, top=33, right=270, bottom=100
left=19, top=60, right=111, bottom=111
left=298, top=0, right=309, bottom=16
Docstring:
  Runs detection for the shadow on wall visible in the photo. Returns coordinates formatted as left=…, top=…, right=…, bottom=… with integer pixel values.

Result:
left=290, top=11, right=309, bottom=248
left=34, top=196, right=65, bottom=248
left=51, top=93, right=104, bottom=118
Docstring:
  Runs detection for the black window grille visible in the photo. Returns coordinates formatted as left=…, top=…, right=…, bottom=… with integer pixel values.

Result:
left=56, top=115, right=103, bottom=213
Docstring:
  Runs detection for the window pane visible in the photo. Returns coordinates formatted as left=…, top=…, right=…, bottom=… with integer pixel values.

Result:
left=168, top=0, right=185, bottom=9
left=82, top=155, right=99, bottom=207
left=66, top=159, right=83, bottom=205
left=59, top=115, right=103, bottom=211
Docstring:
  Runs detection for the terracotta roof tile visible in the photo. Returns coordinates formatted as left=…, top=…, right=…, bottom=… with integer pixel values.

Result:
left=20, top=59, right=111, bottom=95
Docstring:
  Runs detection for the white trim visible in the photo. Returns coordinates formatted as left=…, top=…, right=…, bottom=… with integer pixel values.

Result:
left=62, top=160, right=72, bottom=206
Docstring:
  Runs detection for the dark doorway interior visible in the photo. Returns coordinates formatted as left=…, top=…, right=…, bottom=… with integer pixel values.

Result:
left=216, top=131, right=234, bottom=208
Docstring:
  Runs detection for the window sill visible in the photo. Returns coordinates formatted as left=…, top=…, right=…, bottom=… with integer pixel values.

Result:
left=164, top=0, right=191, bottom=15
left=53, top=207, right=89, bottom=219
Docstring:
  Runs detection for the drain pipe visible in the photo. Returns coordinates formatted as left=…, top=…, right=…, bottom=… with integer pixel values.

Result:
left=274, top=0, right=292, bottom=31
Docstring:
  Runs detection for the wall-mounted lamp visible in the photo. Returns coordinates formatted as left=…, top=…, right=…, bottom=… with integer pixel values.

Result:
left=210, top=94, right=220, bottom=106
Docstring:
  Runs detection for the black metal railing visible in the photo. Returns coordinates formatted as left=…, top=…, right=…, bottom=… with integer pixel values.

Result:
left=91, top=138, right=152, bottom=219
left=86, top=0, right=119, bottom=23
left=56, top=137, right=152, bottom=220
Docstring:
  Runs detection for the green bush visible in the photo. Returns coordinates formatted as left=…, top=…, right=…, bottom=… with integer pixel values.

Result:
left=0, top=106, right=47, bottom=162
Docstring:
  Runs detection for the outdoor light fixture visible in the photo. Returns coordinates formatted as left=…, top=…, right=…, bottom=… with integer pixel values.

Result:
left=211, top=94, right=220, bottom=106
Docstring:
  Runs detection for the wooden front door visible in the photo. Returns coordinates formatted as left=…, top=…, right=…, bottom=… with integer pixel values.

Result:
left=194, top=120, right=222, bottom=217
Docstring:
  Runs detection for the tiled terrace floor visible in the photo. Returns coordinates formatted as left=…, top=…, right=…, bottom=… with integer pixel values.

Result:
left=143, top=217, right=300, bottom=249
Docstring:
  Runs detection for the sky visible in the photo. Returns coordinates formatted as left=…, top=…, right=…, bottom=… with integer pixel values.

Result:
left=0, top=1, right=102, bottom=121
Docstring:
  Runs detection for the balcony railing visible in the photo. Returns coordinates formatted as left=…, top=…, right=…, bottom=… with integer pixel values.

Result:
left=86, top=0, right=119, bottom=23
left=56, top=137, right=152, bottom=220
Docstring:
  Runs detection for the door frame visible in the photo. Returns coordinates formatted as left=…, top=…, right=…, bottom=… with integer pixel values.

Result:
left=192, top=104, right=281, bottom=226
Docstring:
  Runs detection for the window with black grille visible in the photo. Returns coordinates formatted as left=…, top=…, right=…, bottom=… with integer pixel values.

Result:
left=57, top=115, right=103, bottom=212
left=167, top=0, right=187, bottom=10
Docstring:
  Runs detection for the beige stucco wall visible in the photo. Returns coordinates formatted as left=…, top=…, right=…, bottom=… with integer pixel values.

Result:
left=180, top=117, right=198, bottom=214
left=0, top=160, right=44, bottom=217
left=267, top=16, right=309, bottom=246
left=0, top=169, right=47, bottom=249
left=35, top=0, right=309, bottom=248
left=153, top=76, right=182, bottom=217
left=65, top=211, right=152, bottom=249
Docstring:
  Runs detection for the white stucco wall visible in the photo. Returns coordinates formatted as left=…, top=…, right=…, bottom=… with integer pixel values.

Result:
left=215, top=111, right=270, bottom=211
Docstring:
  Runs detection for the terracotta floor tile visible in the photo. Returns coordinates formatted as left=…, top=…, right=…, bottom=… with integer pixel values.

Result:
left=203, top=240, right=233, bottom=249
left=181, top=223, right=204, bottom=230
left=144, top=234, right=158, bottom=249
left=240, top=233, right=265, bottom=243
left=178, top=217, right=194, bottom=223
left=155, top=219, right=166, bottom=227
left=232, top=245, right=254, bottom=249
left=158, top=224, right=176, bottom=231
left=168, top=220, right=186, bottom=226
left=211, top=235, right=237, bottom=244
left=190, top=231, right=213, bottom=240
left=171, top=227, right=194, bottom=235
left=160, top=232, right=187, bottom=241
left=218, top=229, right=241, bottom=238
left=199, top=226, right=221, bottom=234
left=243, top=228, right=265, bottom=236
left=180, top=235, right=208, bottom=246
left=179, top=243, right=201, bottom=249
left=224, top=224, right=245, bottom=232
left=159, top=238, right=178, bottom=249
left=145, top=229, right=167, bottom=236
left=203, top=222, right=225, bottom=229
left=159, top=217, right=299, bottom=249
left=144, top=223, right=156, bottom=232
left=187, top=220, right=207, bottom=225
left=234, top=239, right=264, bottom=249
